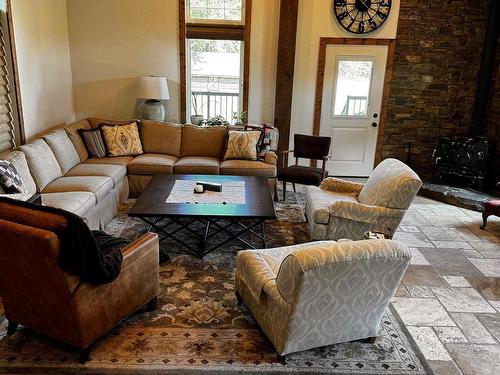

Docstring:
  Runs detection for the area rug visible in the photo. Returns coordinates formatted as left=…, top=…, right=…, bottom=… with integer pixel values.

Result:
left=0, top=197, right=432, bottom=374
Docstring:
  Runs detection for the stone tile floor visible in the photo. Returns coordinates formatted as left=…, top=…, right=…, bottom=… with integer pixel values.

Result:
left=391, top=196, right=500, bottom=375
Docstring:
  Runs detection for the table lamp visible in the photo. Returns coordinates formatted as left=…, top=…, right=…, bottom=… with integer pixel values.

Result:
left=137, top=76, right=170, bottom=121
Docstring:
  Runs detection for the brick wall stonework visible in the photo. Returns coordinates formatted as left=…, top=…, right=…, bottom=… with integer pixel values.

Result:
left=382, top=0, right=491, bottom=180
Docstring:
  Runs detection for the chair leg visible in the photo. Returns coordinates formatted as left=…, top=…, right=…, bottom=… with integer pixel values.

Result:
left=277, top=353, right=287, bottom=364
left=292, top=182, right=296, bottom=193
left=146, top=296, right=158, bottom=312
left=273, top=178, right=279, bottom=202
left=235, top=291, right=243, bottom=306
left=7, top=321, right=18, bottom=336
left=480, top=213, right=489, bottom=230
left=79, top=347, right=91, bottom=364
left=282, top=181, right=286, bottom=201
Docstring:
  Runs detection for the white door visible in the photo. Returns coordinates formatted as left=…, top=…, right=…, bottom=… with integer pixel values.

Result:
left=319, top=45, right=388, bottom=176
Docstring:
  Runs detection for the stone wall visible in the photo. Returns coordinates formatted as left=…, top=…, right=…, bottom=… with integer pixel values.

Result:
left=486, top=38, right=500, bottom=183
left=382, top=0, right=492, bottom=180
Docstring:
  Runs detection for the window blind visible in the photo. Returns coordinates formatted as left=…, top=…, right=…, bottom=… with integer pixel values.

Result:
left=0, top=23, right=14, bottom=153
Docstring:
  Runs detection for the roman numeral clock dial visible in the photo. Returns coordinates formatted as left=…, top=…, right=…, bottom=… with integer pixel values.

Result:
left=334, top=0, right=391, bottom=34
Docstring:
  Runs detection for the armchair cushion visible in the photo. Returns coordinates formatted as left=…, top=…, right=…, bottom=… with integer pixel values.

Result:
left=280, top=165, right=324, bottom=186
left=358, top=158, right=422, bottom=209
left=306, top=185, right=358, bottom=224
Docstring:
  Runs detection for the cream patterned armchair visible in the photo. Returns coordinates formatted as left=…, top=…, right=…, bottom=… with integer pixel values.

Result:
left=305, top=158, right=422, bottom=240
left=235, top=239, right=411, bottom=356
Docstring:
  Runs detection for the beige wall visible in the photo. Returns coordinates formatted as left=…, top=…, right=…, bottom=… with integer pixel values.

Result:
left=290, top=0, right=400, bottom=149
left=11, top=0, right=75, bottom=141
left=66, top=0, right=279, bottom=124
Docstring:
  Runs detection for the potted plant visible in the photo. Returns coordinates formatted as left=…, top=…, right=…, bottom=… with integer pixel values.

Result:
left=232, top=111, right=248, bottom=126
left=201, top=115, right=229, bottom=126
left=190, top=94, right=204, bottom=125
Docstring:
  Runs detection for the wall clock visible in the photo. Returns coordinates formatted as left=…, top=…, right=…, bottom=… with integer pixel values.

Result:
left=334, top=0, right=392, bottom=35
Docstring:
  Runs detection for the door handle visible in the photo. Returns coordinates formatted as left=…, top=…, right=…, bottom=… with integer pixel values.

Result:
left=372, top=122, right=378, bottom=128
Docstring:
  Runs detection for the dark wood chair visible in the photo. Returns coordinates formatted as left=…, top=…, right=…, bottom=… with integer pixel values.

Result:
left=279, top=134, right=331, bottom=200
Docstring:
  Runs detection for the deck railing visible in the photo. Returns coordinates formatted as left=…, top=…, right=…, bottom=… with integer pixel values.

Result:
left=191, top=91, right=240, bottom=122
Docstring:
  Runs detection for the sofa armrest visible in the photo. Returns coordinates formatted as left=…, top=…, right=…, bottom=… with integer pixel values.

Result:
left=320, top=177, right=364, bottom=194
left=236, top=250, right=277, bottom=302
left=330, top=200, right=405, bottom=224
left=121, top=232, right=159, bottom=269
left=264, top=151, right=278, bottom=166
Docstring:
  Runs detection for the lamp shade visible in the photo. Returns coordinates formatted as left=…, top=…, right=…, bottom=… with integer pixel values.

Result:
left=137, top=76, right=170, bottom=100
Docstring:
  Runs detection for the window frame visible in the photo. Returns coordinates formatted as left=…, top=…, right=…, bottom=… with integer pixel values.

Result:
left=179, top=0, right=251, bottom=124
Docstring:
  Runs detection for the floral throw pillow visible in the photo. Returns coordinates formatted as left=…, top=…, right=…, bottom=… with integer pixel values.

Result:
left=101, top=121, right=143, bottom=157
left=223, top=131, right=261, bottom=161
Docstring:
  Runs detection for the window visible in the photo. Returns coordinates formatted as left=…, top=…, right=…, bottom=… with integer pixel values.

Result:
left=179, top=0, right=251, bottom=124
left=333, top=59, right=373, bottom=117
left=187, top=0, right=244, bottom=24
left=0, top=2, right=22, bottom=150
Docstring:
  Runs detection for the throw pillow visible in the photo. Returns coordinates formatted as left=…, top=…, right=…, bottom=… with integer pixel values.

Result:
left=0, top=160, right=25, bottom=193
left=79, top=128, right=107, bottom=158
left=101, top=122, right=143, bottom=157
left=223, top=130, right=261, bottom=161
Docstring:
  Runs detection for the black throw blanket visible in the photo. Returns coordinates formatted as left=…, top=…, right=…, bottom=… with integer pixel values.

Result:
left=0, top=196, right=130, bottom=284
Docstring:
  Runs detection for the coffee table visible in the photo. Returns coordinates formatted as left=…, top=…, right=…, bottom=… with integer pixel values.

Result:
left=129, top=174, right=276, bottom=257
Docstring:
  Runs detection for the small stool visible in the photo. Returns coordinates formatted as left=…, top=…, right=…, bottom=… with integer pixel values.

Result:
left=481, top=200, right=500, bottom=230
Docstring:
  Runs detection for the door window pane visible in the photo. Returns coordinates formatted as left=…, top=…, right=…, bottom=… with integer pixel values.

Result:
left=188, top=39, right=242, bottom=123
left=188, top=0, right=244, bottom=23
left=333, top=60, right=373, bottom=116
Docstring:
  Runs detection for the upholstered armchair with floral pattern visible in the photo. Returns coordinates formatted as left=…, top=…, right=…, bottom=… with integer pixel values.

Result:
left=235, top=239, right=411, bottom=356
left=305, top=158, right=422, bottom=240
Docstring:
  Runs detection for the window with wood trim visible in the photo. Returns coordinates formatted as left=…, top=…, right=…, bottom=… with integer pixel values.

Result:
left=179, top=0, right=251, bottom=124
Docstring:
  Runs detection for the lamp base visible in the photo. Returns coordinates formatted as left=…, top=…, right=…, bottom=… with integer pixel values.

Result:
left=141, top=99, right=165, bottom=122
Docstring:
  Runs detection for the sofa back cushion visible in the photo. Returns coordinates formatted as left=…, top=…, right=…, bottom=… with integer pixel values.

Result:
left=87, top=117, right=138, bottom=129
left=21, top=139, right=62, bottom=192
left=0, top=150, right=36, bottom=194
left=181, top=125, right=227, bottom=158
left=140, top=120, right=182, bottom=157
left=43, top=129, right=81, bottom=174
left=358, top=158, right=422, bottom=209
left=65, top=119, right=91, bottom=162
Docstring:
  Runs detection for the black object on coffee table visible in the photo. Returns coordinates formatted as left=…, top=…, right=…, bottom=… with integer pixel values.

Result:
left=129, top=174, right=276, bottom=258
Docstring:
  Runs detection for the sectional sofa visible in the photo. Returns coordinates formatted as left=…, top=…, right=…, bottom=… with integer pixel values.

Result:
left=0, top=118, right=278, bottom=230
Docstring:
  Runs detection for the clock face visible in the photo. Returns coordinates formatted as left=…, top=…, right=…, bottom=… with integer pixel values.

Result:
left=334, top=0, right=392, bottom=35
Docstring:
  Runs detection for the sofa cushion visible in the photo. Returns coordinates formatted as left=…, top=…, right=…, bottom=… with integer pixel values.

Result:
left=140, top=120, right=182, bottom=157
left=43, top=129, right=81, bottom=174
left=305, top=185, right=358, bottom=224
left=79, top=128, right=107, bottom=158
left=223, top=130, right=261, bottom=161
left=21, top=139, right=63, bottom=192
left=0, top=151, right=36, bottom=194
left=65, top=163, right=126, bottom=187
left=128, top=154, right=177, bottom=175
left=65, top=119, right=91, bottom=162
left=42, top=176, right=113, bottom=200
left=41, top=191, right=96, bottom=216
left=101, top=122, right=143, bottom=157
left=181, top=125, right=227, bottom=158
left=84, top=156, right=133, bottom=167
left=219, top=160, right=276, bottom=178
left=174, top=156, right=220, bottom=174
left=358, top=158, right=422, bottom=209
left=88, top=117, right=138, bottom=129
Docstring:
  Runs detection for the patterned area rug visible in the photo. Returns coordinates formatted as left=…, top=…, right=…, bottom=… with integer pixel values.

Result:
left=0, top=195, right=431, bottom=374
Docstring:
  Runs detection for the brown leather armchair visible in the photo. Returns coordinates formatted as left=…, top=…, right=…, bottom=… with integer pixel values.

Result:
left=0, top=200, right=159, bottom=363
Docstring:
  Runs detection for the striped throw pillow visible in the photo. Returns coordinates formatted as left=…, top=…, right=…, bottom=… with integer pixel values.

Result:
left=79, top=128, right=107, bottom=158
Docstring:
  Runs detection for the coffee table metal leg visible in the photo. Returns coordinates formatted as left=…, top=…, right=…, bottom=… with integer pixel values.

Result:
left=261, top=221, right=267, bottom=248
